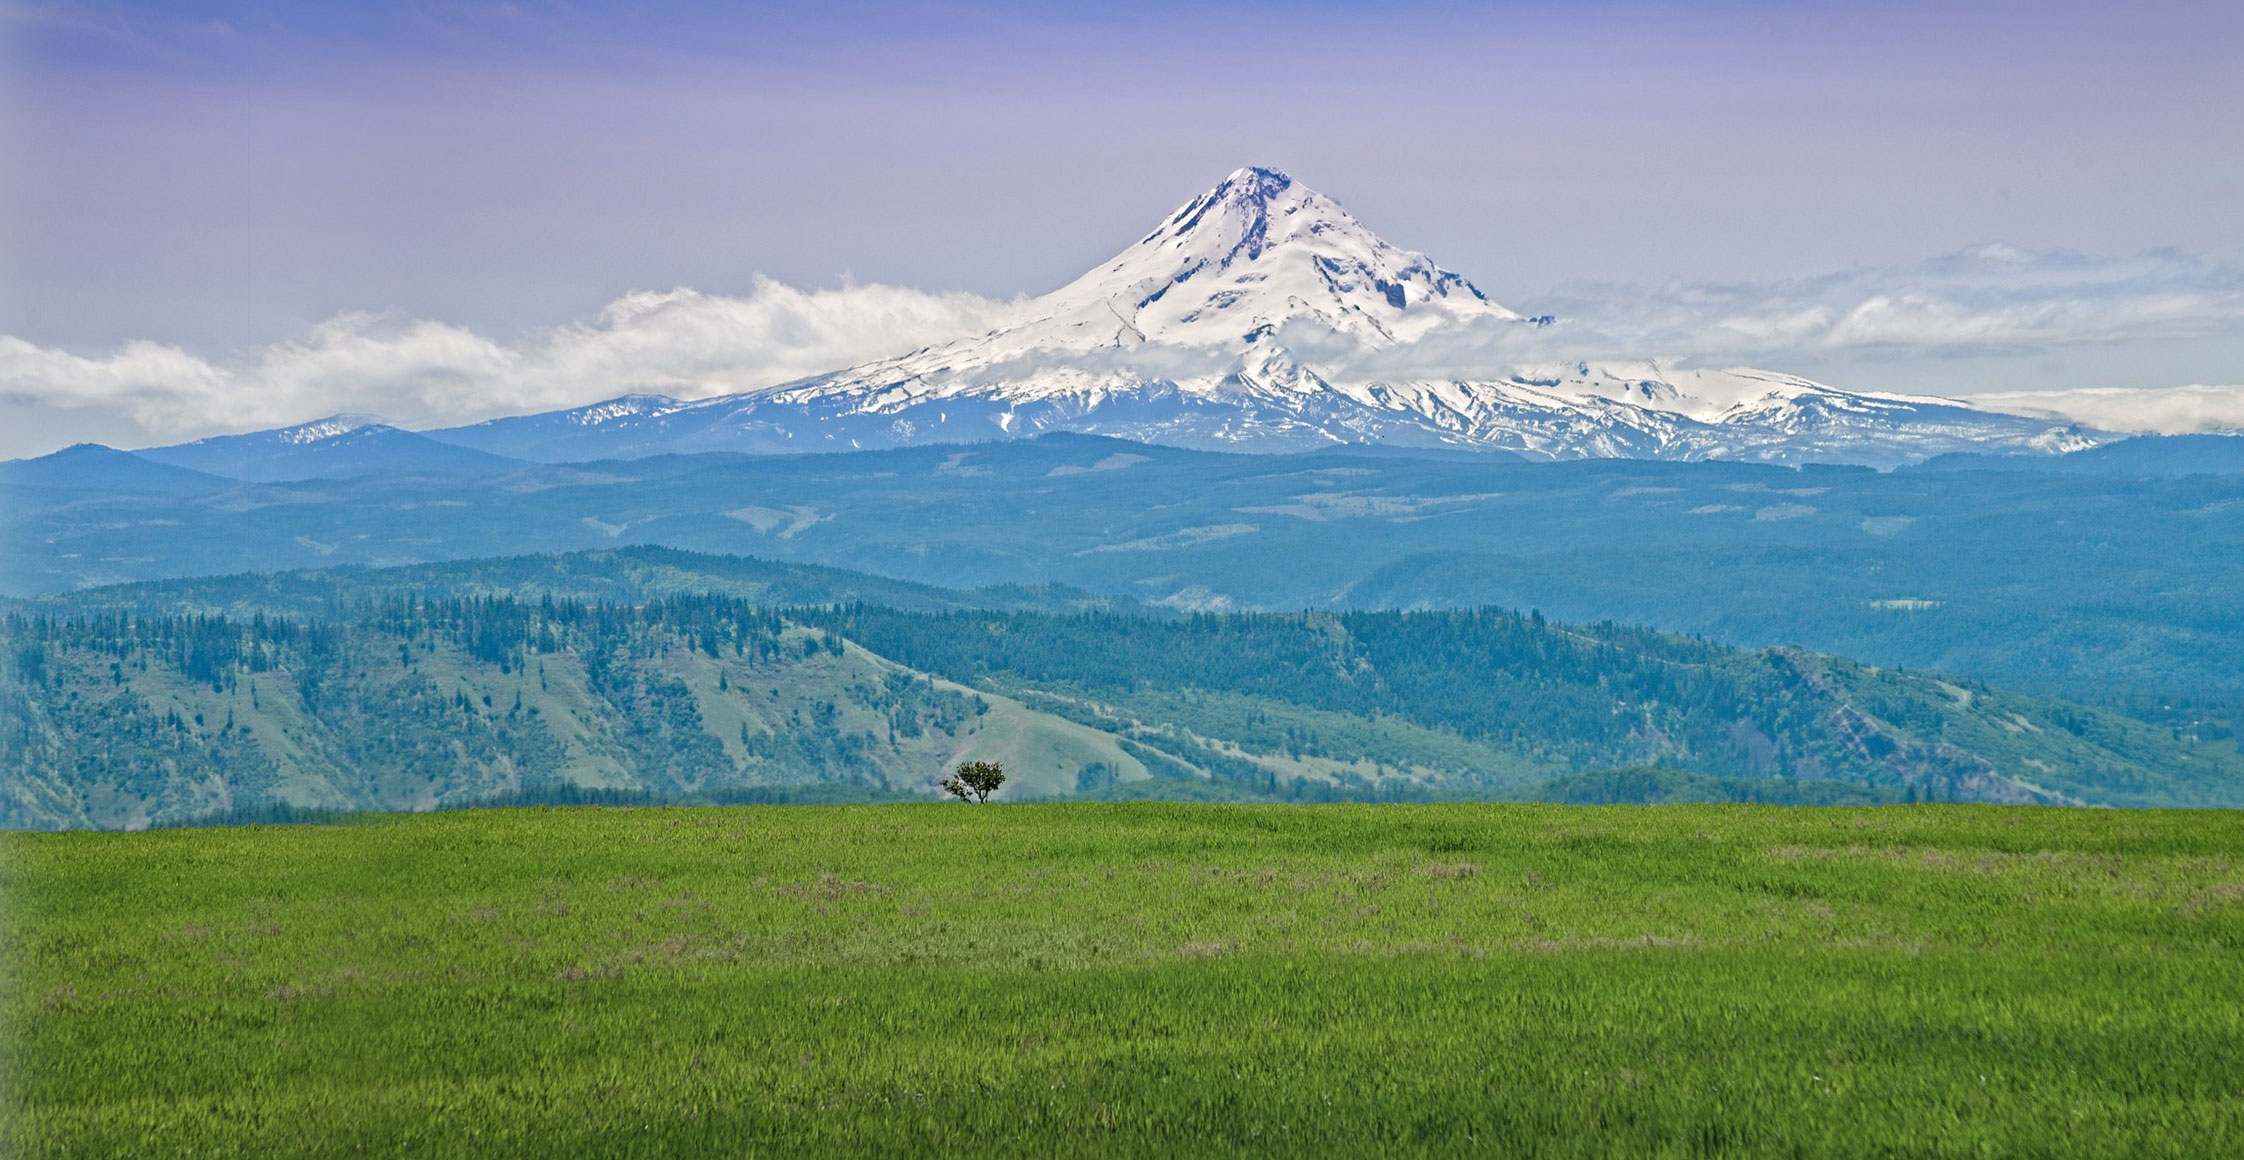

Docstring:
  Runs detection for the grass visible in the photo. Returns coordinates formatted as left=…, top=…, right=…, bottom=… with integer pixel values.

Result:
left=4, top=802, right=2242, bottom=1157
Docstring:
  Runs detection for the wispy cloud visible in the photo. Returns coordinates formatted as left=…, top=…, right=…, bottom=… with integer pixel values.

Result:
left=1547, top=244, right=2244, bottom=358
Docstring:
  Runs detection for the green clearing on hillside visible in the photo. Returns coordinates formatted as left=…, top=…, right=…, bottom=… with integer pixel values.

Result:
left=6, top=803, right=2242, bottom=1158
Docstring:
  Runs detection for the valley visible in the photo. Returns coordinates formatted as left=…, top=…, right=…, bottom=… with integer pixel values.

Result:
left=10, top=435, right=2243, bottom=716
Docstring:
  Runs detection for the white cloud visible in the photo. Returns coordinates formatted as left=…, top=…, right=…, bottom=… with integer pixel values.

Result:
left=1529, top=244, right=2244, bottom=360
left=1969, top=384, right=2244, bottom=435
left=0, top=278, right=1013, bottom=447
left=0, top=337, right=236, bottom=435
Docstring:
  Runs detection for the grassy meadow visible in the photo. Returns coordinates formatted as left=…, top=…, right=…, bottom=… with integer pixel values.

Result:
left=5, top=802, right=2242, bottom=1157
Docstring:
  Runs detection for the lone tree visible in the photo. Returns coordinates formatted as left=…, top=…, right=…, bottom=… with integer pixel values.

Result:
left=942, top=760, right=1005, bottom=803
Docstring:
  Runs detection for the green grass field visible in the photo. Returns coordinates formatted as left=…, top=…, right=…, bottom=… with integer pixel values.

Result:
left=6, top=803, right=2242, bottom=1157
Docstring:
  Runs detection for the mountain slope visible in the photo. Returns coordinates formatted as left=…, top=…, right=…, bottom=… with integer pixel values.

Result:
left=429, top=167, right=2094, bottom=467
left=0, top=444, right=237, bottom=495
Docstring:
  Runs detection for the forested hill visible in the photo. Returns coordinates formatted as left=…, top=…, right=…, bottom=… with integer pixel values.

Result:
left=7, top=594, right=2238, bottom=829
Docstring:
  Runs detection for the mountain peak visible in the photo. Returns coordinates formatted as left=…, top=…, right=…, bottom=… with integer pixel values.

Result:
left=1210, top=164, right=1294, bottom=203
left=1014, top=166, right=1517, bottom=352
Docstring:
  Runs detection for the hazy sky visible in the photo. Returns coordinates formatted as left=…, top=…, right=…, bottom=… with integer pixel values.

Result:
left=4, top=0, right=2242, bottom=455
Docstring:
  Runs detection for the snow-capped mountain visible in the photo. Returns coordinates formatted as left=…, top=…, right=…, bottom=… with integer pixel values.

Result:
left=421, top=166, right=2099, bottom=467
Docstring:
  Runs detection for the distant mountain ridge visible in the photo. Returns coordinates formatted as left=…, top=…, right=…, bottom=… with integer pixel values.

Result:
left=1916, top=433, right=2244, bottom=475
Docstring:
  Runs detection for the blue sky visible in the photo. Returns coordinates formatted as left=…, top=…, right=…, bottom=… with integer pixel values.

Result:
left=3, top=0, right=2242, bottom=453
